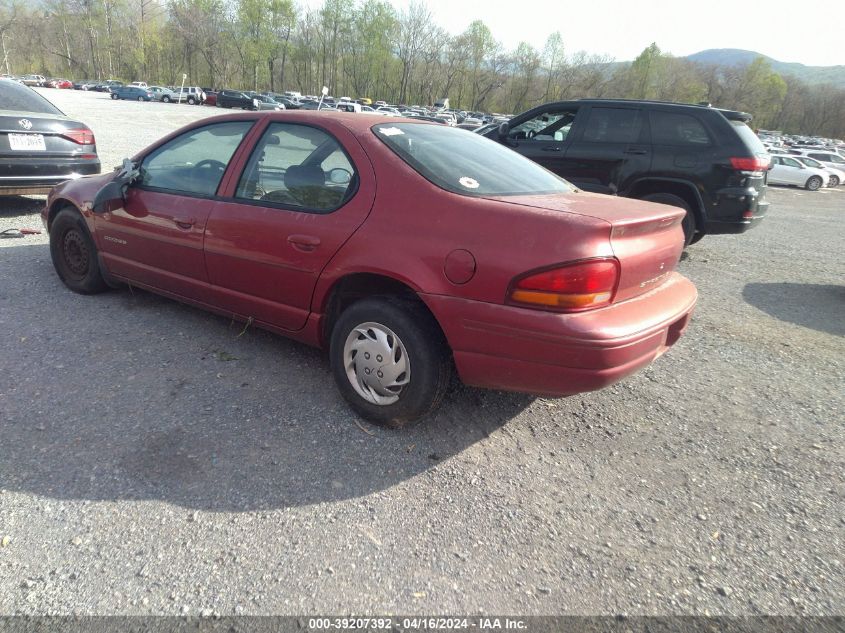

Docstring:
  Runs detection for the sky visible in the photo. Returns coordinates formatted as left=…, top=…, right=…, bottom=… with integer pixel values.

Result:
left=304, top=0, right=844, bottom=67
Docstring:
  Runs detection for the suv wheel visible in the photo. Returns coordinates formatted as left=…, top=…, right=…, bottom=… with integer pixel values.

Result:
left=640, top=193, right=696, bottom=246
left=329, top=297, right=452, bottom=427
left=187, top=96, right=196, bottom=105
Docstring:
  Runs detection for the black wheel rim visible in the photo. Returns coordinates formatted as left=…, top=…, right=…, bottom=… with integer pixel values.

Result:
left=62, top=229, right=89, bottom=279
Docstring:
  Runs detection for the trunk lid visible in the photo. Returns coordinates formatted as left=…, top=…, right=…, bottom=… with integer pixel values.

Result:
left=484, top=191, right=686, bottom=303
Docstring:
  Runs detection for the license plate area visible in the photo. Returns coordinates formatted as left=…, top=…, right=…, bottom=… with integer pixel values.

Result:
left=8, top=133, right=47, bottom=151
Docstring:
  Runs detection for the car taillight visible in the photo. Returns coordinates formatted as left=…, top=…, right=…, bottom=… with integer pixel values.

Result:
left=730, top=156, right=769, bottom=171
left=507, top=258, right=620, bottom=312
left=61, top=128, right=95, bottom=145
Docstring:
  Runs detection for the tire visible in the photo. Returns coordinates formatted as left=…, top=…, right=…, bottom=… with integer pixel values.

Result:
left=187, top=97, right=196, bottom=105
left=110, top=93, right=118, bottom=100
left=828, top=175, right=839, bottom=187
left=640, top=192, right=696, bottom=246
left=329, top=297, right=452, bottom=427
left=805, top=176, right=823, bottom=191
left=137, top=96, right=144, bottom=102
left=49, top=208, right=109, bottom=294
left=162, top=95, right=170, bottom=103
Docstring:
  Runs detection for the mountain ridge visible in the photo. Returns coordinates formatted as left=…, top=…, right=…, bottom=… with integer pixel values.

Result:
left=683, top=48, right=845, bottom=87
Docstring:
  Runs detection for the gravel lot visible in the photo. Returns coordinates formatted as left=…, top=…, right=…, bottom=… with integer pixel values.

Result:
left=0, top=89, right=843, bottom=617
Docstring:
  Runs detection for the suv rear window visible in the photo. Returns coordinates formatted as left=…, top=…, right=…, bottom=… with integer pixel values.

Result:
left=0, top=80, right=63, bottom=115
left=374, top=122, right=573, bottom=197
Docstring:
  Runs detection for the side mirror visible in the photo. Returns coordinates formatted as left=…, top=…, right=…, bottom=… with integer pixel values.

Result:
left=327, top=168, right=352, bottom=185
left=92, top=180, right=125, bottom=214
left=497, top=122, right=510, bottom=138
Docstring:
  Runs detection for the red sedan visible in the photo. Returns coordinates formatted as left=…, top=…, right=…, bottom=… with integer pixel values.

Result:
left=42, top=112, right=697, bottom=426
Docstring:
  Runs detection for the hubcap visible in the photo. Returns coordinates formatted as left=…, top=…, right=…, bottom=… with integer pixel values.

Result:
left=62, top=229, right=89, bottom=278
left=343, top=322, right=410, bottom=405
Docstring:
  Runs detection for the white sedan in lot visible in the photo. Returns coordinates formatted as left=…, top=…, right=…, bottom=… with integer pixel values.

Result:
left=767, top=154, right=829, bottom=190
left=795, top=155, right=844, bottom=187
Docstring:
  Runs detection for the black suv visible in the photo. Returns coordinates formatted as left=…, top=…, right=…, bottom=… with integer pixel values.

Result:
left=216, top=90, right=257, bottom=110
left=487, top=99, right=771, bottom=245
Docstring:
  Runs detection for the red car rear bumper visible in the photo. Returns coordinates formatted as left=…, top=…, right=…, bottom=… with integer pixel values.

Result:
left=422, top=272, right=697, bottom=397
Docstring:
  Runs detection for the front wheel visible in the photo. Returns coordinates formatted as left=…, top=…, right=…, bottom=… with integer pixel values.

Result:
left=805, top=176, right=823, bottom=191
left=162, top=95, right=171, bottom=103
left=828, top=175, right=840, bottom=187
left=187, top=97, right=196, bottom=105
left=329, top=297, right=452, bottom=427
left=110, top=93, right=118, bottom=100
left=640, top=193, right=696, bottom=246
left=49, top=208, right=109, bottom=294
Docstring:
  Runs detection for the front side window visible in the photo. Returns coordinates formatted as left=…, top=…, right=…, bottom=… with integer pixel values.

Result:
left=509, top=108, right=577, bottom=142
left=582, top=107, right=643, bottom=144
left=781, top=157, right=802, bottom=168
left=140, top=121, right=253, bottom=196
left=235, top=123, right=357, bottom=212
left=650, top=111, right=711, bottom=146
left=374, top=122, right=573, bottom=197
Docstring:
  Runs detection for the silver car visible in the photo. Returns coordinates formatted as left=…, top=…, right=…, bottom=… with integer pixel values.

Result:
left=148, top=86, right=176, bottom=103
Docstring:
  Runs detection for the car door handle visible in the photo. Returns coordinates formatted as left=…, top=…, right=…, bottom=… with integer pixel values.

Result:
left=541, top=146, right=561, bottom=152
left=288, top=234, right=321, bottom=252
left=624, top=149, right=648, bottom=155
left=173, top=217, right=196, bottom=229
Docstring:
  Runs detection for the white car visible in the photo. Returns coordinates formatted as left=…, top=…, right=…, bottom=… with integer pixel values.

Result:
left=768, top=155, right=830, bottom=190
left=797, top=150, right=845, bottom=175
left=794, top=155, right=844, bottom=187
left=130, top=81, right=149, bottom=89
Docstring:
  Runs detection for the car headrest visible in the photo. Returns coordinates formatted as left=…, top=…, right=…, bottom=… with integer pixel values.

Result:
left=284, top=164, right=325, bottom=190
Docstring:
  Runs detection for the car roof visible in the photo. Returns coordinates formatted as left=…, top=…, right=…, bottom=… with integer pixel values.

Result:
left=532, top=98, right=753, bottom=122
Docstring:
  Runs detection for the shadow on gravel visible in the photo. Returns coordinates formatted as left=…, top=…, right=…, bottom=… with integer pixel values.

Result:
left=742, top=282, right=845, bottom=337
left=0, top=243, right=534, bottom=512
left=0, top=195, right=46, bottom=216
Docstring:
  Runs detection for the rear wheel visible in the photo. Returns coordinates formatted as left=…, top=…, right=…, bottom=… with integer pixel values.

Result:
left=49, top=208, right=108, bottom=294
left=187, top=96, right=196, bottom=105
left=329, top=297, right=452, bottom=427
left=805, top=176, right=823, bottom=191
left=640, top=193, right=696, bottom=246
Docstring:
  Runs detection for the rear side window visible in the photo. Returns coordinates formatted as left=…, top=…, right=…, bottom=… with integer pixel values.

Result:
left=0, top=80, right=63, bottom=115
left=140, top=121, right=253, bottom=196
left=236, top=123, right=357, bottom=212
left=650, top=111, right=711, bottom=146
left=582, top=107, right=643, bottom=143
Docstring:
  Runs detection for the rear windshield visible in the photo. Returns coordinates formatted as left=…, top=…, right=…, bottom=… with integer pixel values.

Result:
left=730, top=120, right=767, bottom=154
left=0, top=80, right=63, bottom=115
left=373, top=122, right=573, bottom=197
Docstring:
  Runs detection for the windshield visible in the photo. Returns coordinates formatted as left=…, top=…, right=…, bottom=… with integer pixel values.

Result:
left=373, top=122, right=573, bottom=197
left=0, top=80, right=63, bottom=115
left=798, top=157, right=823, bottom=168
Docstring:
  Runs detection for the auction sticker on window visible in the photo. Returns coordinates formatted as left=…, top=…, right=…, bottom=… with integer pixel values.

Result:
left=9, top=133, right=46, bottom=151
left=379, top=127, right=404, bottom=136
left=459, top=176, right=479, bottom=189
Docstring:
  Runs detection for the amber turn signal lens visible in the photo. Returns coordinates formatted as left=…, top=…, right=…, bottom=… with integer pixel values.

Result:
left=508, top=258, right=620, bottom=312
